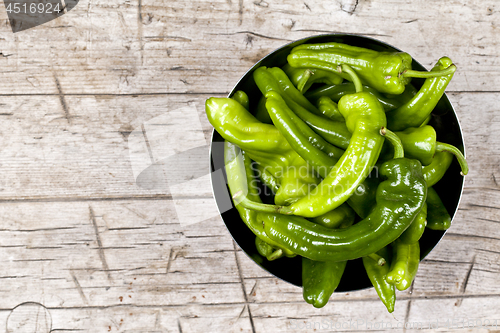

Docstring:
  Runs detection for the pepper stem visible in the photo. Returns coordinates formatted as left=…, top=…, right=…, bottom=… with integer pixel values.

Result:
left=267, top=249, right=283, bottom=261
left=367, top=253, right=386, bottom=266
left=401, top=64, right=456, bottom=79
left=435, top=142, right=469, bottom=176
left=297, top=69, right=313, bottom=93
left=337, top=64, right=363, bottom=93
left=232, top=191, right=293, bottom=215
left=380, top=127, right=404, bottom=159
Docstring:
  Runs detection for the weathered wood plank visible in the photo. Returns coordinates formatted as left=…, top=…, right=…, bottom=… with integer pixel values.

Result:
left=1, top=0, right=499, bottom=95
left=0, top=92, right=493, bottom=200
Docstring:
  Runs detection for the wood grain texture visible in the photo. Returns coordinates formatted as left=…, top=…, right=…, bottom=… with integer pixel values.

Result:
left=1, top=0, right=499, bottom=331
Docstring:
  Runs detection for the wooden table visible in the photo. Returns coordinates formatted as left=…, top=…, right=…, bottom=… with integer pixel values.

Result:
left=0, top=0, right=499, bottom=332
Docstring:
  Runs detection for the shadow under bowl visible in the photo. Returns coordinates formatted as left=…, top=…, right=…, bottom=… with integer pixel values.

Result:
left=209, top=33, right=465, bottom=291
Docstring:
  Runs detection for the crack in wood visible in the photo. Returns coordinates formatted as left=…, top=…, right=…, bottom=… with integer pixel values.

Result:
left=53, top=74, right=71, bottom=124
left=71, top=271, right=89, bottom=305
left=456, top=255, right=476, bottom=307
left=89, top=205, right=113, bottom=283
left=232, top=242, right=256, bottom=333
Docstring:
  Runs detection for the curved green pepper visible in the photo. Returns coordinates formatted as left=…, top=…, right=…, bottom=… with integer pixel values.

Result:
left=395, top=125, right=468, bottom=174
left=387, top=57, right=456, bottom=130
left=288, top=65, right=387, bottom=217
left=302, top=258, right=347, bottom=308
left=362, top=246, right=395, bottom=313
left=422, top=151, right=454, bottom=187
left=302, top=205, right=355, bottom=308
left=288, top=42, right=455, bottom=95
left=261, top=157, right=427, bottom=261
left=426, top=187, right=452, bottom=230
left=231, top=90, right=250, bottom=110
left=386, top=239, right=420, bottom=291
left=282, top=63, right=343, bottom=93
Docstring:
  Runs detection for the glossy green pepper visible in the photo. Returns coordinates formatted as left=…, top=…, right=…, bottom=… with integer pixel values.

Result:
left=261, top=157, right=427, bottom=261
left=426, top=187, right=452, bottom=230
left=231, top=90, right=250, bottom=110
left=265, top=90, right=344, bottom=178
left=288, top=42, right=455, bottom=95
left=282, top=63, right=343, bottom=93
left=288, top=65, right=387, bottom=217
left=302, top=258, right=347, bottom=308
left=306, top=82, right=418, bottom=112
left=395, top=125, right=468, bottom=174
left=387, top=57, right=456, bottom=130
left=422, top=151, right=454, bottom=187
left=302, top=205, right=354, bottom=308
left=386, top=239, right=420, bottom=291
left=362, top=246, right=395, bottom=313
left=224, top=141, right=295, bottom=257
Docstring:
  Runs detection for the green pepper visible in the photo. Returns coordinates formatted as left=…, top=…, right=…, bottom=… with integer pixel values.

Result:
left=254, top=66, right=352, bottom=150
left=288, top=42, right=455, bottom=95
left=224, top=141, right=295, bottom=257
left=306, top=82, right=418, bottom=112
left=316, top=96, right=345, bottom=122
left=282, top=63, right=343, bottom=93
left=399, top=203, right=427, bottom=245
left=362, top=246, right=395, bottom=313
left=395, top=125, right=468, bottom=174
left=386, top=239, right=420, bottom=291
left=426, top=187, right=452, bottom=230
left=231, top=90, right=250, bottom=110
left=265, top=90, right=344, bottom=178
left=206, top=97, right=319, bottom=205
left=287, top=65, right=387, bottom=217
left=422, top=151, right=454, bottom=187
left=261, top=157, right=427, bottom=261
left=302, top=258, right=347, bottom=308
left=302, top=205, right=355, bottom=308
left=387, top=57, right=456, bottom=130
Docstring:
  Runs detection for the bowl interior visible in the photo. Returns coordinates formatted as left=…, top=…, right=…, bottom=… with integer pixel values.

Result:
left=210, top=34, right=465, bottom=290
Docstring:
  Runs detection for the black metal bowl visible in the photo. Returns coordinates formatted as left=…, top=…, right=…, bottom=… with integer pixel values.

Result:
left=209, top=34, right=465, bottom=290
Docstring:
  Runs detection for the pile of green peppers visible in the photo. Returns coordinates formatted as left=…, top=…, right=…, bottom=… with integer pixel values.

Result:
left=205, top=42, right=468, bottom=311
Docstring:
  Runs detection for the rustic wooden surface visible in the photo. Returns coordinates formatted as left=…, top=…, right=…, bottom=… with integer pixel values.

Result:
left=1, top=0, right=499, bottom=332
